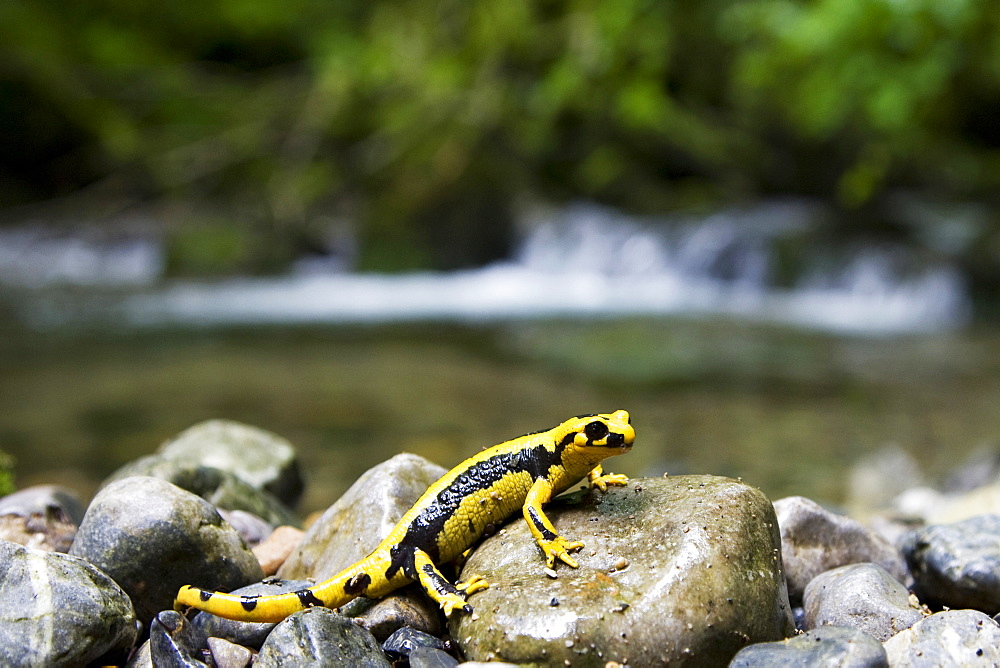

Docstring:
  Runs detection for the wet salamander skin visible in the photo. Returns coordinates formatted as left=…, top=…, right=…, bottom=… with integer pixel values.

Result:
left=175, top=410, right=635, bottom=622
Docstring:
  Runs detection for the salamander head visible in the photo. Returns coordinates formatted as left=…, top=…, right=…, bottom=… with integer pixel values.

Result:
left=559, top=410, right=635, bottom=453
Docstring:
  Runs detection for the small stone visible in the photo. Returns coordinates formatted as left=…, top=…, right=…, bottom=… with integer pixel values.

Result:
left=882, top=609, right=1000, bottom=666
left=149, top=610, right=208, bottom=667
left=409, top=645, right=460, bottom=668
left=0, top=540, right=138, bottom=666
left=0, top=484, right=84, bottom=552
left=0, top=484, right=86, bottom=524
left=730, top=625, right=888, bottom=667
left=252, top=525, right=304, bottom=576
left=206, top=637, right=255, bottom=668
left=382, top=626, right=448, bottom=660
left=256, top=608, right=390, bottom=666
left=279, top=454, right=447, bottom=582
left=69, top=476, right=263, bottom=626
left=803, top=563, right=925, bottom=641
left=220, top=509, right=274, bottom=548
left=774, top=496, right=908, bottom=603
left=352, top=586, right=443, bottom=642
left=901, top=514, right=1000, bottom=613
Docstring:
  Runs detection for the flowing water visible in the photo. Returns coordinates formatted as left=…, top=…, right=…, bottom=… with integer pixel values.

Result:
left=0, top=202, right=994, bottom=513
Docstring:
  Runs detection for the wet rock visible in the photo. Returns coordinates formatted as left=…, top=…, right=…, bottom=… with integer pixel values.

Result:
left=0, top=484, right=84, bottom=552
left=219, top=509, right=273, bottom=548
left=256, top=607, right=390, bottom=666
left=351, top=584, right=443, bottom=641
left=803, top=563, right=925, bottom=641
left=901, top=514, right=1000, bottom=613
left=0, top=484, right=86, bottom=525
left=774, top=496, right=908, bottom=603
left=279, top=453, right=447, bottom=581
left=252, top=525, right=303, bottom=576
left=0, top=539, right=138, bottom=666
left=410, top=646, right=460, bottom=668
left=729, top=625, right=888, bottom=667
left=158, top=419, right=303, bottom=506
left=126, top=640, right=152, bottom=668
left=882, top=609, right=1000, bottom=666
left=149, top=610, right=209, bottom=667
left=206, top=637, right=254, bottom=668
left=69, top=476, right=263, bottom=626
left=382, top=626, right=448, bottom=661
left=103, top=459, right=298, bottom=527
left=190, top=579, right=313, bottom=649
left=451, top=476, right=794, bottom=666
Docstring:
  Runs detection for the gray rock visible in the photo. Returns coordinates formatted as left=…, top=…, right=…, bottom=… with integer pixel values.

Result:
left=351, top=584, right=443, bottom=642
left=206, top=637, right=254, bottom=668
left=450, top=476, right=794, bottom=666
left=774, top=496, right=908, bottom=603
left=410, top=646, right=460, bottom=668
left=157, top=419, right=303, bottom=506
left=218, top=509, right=273, bottom=548
left=382, top=626, right=448, bottom=661
left=256, top=607, right=390, bottom=666
left=69, top=476, right=263, bottom=626
left=279, top=453, right=447, bottom=581
left=149, top=610, right=209, bottom=667
left=0, top=539, right=138, bottom=666
left=901, top=514, right=1000, bottom=613
left=882, top=609, right=1000, bottom=666
left=803, top=563, right=925, bottom=641
left=0, top=484, right=86, bottom=525
left=190, top=579, right=314, bottom=649
left=729, top=625, right=888, bottom=667
left=103, top=459, right=298, bottom=527
left=126, top=640, right=152, bottom=668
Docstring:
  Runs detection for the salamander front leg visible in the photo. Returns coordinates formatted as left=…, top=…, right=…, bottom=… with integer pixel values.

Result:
left=588, top=464, right=628, bottom=492
left=523, top=478, right=584, bottom=569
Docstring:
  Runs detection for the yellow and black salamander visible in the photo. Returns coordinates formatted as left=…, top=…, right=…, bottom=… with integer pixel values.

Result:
left=175, top=410, right=635, bottom=622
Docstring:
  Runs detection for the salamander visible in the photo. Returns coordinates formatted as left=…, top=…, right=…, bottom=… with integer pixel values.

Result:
left=174, top=409, right=635, bottom=623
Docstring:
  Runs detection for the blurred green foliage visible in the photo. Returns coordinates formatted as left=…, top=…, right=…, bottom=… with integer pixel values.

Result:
left=0, top=450, right=13, bottom=497
left=1, top=0, right=998, bottom=272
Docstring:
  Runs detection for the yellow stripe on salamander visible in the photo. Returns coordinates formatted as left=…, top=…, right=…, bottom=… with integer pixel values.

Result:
left=175, top=410, right=635, bottom=622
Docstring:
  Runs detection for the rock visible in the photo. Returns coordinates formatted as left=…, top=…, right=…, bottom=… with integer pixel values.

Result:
left=157, top=419, right=303, bottom=506
left=901, top=514, right=1000, bottom=613
left=206, top=637, right=254, bottom=668
left=450, top=476, right=794, bottom=666
left=252, top=525, right=303, bottom=576
left=0, top=484, right=86, bottom=525
left=847, top=444, right=923, bottom=516
left=103, top=459, right=298, bottom=527
left=729, top=625, right=888, bottom=667
left=925, top=484, right=1000, bottom=525
left=190, top=579, right=314, bottom=649
left=149, top=610, right=209, bottom=667
left=0, top=539, right=138, bottom=666
left=381, top=626, right=449, bottom=661
left=219, top=509, right=274, bottom=548
left=882, top=609, right=1000, bottom=666
left=126, top=640, right=152, bottom=668
left=279, top=453, right=447, bottom=581
left=256, top=607, right=390, bottom=666
left=351, top=585, right=443, bottom=642
left=943, top=446, right=1000, bottom=493
left=410, top=646, right=460, bottom=668
left=803, top=563, right=925, bottom=641
left=774, top=496, right=908, bottom=603
left=69, top=476, right=263, bottom=626
left=0, top=484, right=84, bottom=552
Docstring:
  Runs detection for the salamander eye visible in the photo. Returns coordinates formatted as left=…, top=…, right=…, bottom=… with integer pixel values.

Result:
left=584, top=421, right=609, bottom=441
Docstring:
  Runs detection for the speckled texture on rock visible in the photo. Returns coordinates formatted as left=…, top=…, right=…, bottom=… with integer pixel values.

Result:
left=882, top=609, right=1000, bottom=666
left=729, top=625, right=888, bottom=667
left=774, top=496, right=908, bottom=603
left=450, top=476, right=794, bottom=666
left=279, top=453, right=447, bottom=581
left=901, top=514, right=1000, bottom=614
left=0, top=539, right=138, bottom=666
left=803, top=563, right=925, bottom=641
left=256, top=607, right=390, bottom=666
left=68, top=476, right=263, bottom=626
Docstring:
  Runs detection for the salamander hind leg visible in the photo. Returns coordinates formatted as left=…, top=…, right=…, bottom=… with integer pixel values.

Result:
left=412, top=549, right=484, bottom=616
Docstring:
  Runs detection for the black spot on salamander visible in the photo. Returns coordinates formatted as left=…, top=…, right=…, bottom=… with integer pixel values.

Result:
left=296, top=589, right=325, bottom=608
left=527, top=506, right=557, bottom=540
left=199, top=590, right=214, bottom=602
left=343, top=572, right=371, bottom=596
left=240, top=596, right=258, bottom=612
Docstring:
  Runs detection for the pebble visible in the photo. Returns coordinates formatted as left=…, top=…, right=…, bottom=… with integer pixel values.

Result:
left=882, top=609, right=1000, bottom=666
left=352, top=585, right=443, bottom=641
left=206, top=637, right=255, bottom=668
left=0, top=484, right=85, bottom=552
left=774, top=495, right=908, bottom=603
left=0, top=539, right=138, bottom=666
left=410, top=645, right=460, bottom=668
left=381, top=625, right=449, bottom=661
left=219, top=509, right=274, bottom=548
left=256, top=608, right=390, bottom=666
left=251, top=524, right=304, bottom=575
left=68, top=476, right=263, bottom=625
left=149, top=610, right=209, bottom=667
left=803, top=563, right=925, bottom=641
left=729, top=625, right=888, bottom=667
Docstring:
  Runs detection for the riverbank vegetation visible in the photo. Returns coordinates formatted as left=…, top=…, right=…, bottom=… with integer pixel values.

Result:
left=1, top=1, right=998, bottom=297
